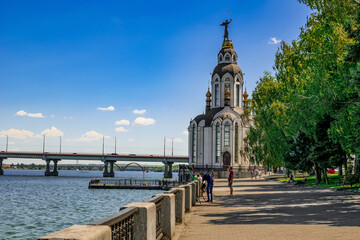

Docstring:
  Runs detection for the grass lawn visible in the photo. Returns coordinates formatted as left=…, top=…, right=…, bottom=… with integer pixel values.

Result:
left=277, top=174, right=360, bottom=190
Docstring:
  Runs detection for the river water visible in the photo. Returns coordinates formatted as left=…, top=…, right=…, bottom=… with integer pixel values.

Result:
left=0, top=169, right=176, bottom=240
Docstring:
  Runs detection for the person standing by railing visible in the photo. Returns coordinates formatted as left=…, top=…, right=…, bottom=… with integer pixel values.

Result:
left=201, top=172, right=213, bottom=202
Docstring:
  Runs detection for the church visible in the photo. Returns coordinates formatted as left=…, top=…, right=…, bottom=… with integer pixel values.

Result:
left=188, top=18, right=254, bottom=177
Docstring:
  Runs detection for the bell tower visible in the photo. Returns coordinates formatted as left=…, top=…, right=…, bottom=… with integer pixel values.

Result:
left=211, top=16, right=244, bottom=109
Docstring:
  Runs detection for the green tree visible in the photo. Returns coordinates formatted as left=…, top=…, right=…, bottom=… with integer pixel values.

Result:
left=245, top=0, right=359, bottom=183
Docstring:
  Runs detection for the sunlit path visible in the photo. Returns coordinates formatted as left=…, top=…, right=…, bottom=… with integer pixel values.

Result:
left=175, top=178, right=360, bottom=240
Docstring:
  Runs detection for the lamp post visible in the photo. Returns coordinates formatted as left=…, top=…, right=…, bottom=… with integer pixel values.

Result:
left=171, top=138, right=174, bottom=156
left=59, top=136, right=62, bottom=153
left=102, top=135, right=105, bottom=155
left=6, top=135, right=8, bottom=152
left=114, top=136, right=117, bottom=154
left=42, top=134, right=46, bottom=153
left=163, top=136, right=166, bottom=157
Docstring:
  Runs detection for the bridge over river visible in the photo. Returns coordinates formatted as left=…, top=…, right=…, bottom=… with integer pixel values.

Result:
left=0, top=151, right=189, bottom=178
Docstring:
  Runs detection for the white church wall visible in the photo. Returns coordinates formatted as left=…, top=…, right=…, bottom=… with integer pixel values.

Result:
left=198, top=120, right=205, bottom=166
left=188, top=121, right=197, bottom=164
left=212, top=118, right=222, bottom=166
left=221, top=118, right=233, bottom=166
left=203, top=127, right=213, bottom=166
left=212, top=74, right=220, bottom=108
left=233, top=119, right=242, bottom=167
left=187, top=126, right=191, bottom=164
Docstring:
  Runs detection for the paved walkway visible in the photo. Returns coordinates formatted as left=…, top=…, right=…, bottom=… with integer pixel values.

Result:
left=174, top=177, right=360, bottom=240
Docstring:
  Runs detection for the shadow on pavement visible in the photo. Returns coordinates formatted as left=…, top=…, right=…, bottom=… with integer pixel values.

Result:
left=207, top=179, right=360, bottom=227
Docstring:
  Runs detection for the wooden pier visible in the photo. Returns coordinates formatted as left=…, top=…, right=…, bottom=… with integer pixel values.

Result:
left=88, top=178, right=180, bottom=190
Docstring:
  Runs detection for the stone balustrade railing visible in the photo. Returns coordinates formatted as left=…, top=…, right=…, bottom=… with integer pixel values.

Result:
left=38, top=180, right=200, bottom=240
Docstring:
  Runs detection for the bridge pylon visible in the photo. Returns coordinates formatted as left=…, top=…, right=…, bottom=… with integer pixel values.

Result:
left=44, top=159, right=59, bottom=176
left=103, top=160, right=116, bottom=177
left=0, top=157, right=5, bottom=175
left=163, top=159, right=174, bottom=179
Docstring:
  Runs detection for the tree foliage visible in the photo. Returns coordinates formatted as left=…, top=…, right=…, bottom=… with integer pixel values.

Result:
left=245, top=0, right=360, bottom=183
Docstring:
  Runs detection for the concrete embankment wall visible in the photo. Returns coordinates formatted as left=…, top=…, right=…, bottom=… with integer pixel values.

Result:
left=38, top=181, right=200, bottom=240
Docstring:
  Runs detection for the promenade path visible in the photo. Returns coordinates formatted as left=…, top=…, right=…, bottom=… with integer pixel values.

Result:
left=174, top=177, right=360, bottom=240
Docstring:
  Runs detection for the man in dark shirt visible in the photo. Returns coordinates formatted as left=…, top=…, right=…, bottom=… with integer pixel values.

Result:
left=201, top=172, right=213, bottom=202
left=228, top=167, right=234, bottom=196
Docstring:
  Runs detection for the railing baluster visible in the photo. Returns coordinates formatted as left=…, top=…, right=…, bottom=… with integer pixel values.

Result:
left=91, top=207, right=138, bottom=240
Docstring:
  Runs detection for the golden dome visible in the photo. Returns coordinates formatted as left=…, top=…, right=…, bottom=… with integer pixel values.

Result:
left=225, top=88, right=230, bottom=100
left=206, top=89, right=211, bottom=98
left=222, top=40, right=233, bottom=49
left=243, top=89, right=249, bottom=100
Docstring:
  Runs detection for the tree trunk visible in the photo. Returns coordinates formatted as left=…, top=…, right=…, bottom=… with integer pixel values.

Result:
left=322, top=168, right=329, bottom=185
left=344, top=159, right=348, bottom=173
left=339, top=163, right=343, bottom=176
left=315, top=163, right=322, bottom=184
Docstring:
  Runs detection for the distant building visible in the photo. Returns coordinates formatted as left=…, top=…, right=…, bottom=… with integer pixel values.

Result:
left=188, top=18, right=255, bottom=177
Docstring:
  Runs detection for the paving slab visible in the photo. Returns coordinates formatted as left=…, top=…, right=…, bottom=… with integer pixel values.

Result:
left=175, top=177, right=360, bottom=240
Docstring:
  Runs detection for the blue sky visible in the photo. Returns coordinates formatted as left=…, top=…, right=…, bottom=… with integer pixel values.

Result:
left=0, top=0, right=313, bottom=161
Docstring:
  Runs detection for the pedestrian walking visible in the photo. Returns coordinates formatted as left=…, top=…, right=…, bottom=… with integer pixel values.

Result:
left=228, top=167, right=234, bottom=196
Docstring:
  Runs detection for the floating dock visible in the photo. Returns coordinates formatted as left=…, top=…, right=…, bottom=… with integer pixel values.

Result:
left=88, top=178, right=180, bottom=190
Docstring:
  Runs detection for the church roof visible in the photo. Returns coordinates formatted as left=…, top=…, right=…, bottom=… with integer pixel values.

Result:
left=212, top=63, right=242, bottom=78
left=193, top=107, right=223, bottom=126
left=217, top=111, right=238, bottom=121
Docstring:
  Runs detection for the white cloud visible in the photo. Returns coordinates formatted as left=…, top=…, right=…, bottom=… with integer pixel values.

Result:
left=28, top=113, right=45, bottom=118
left=15, top=110, right=45, bottom=118
left=67, top=130, right=109, bottom=142
left=97, top=106, right=115, bottom=111
left=0, top=128, right=34, bottom=139
left=115, top=120, right=130, bottom=125
left=115, top=127, right=128, bottom=132
left=269, top=37, right=281, bottom=44
left=41, top=126, right=64, bottom=137
left=133, top=109, right=146, bottom=115
left=15, top=110, right=27, bottom=116
left=182, top=131, right=189, bottom=136
left=132, top=117, right=156, bottom=126
left=128, top=139, right=134, bottom=142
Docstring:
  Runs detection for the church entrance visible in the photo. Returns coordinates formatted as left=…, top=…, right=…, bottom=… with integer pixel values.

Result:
left=223, top=151, right=231, bottom=166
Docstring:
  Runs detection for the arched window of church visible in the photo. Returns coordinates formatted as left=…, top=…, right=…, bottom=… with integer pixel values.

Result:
left=192, top=125, right=196, bottom=162
left=224, top=123, right=230, bottom=147
left=219, top=55, right=223, bottom=62
left=233, top=55, right=236, bottom=62
left=235, top=123, right=239, bottom=162
left=215, top=84, right=220, bottom=106
left=236, top=84, right=240, bottom=106
left=216, top=123, right=220, bottom=163
left=225, top=54, right=230, bottom=61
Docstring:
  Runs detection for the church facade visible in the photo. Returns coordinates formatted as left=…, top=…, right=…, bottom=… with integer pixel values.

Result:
left=188, top=19, right=253, bottom=176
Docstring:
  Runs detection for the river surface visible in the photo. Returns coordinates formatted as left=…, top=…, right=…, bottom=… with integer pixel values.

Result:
left=0, top=169, right=177, bottom=240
